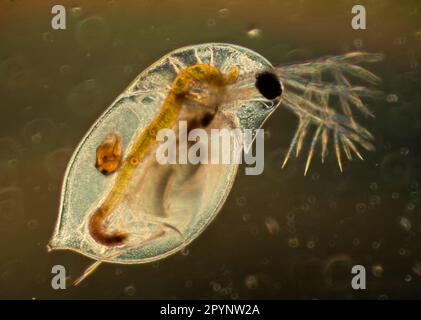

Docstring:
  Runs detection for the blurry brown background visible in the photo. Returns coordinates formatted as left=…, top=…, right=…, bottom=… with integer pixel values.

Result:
left=0, top=0, right=420, bottom=299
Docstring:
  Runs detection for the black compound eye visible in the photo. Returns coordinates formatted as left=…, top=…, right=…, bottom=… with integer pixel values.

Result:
left=255, top=71, right=282, bottom=100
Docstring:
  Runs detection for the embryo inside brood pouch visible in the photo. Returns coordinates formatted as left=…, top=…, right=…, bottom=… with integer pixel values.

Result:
left=96, top=110, right=238, bottom=250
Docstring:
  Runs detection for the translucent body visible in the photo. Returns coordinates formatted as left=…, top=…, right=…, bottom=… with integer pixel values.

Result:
left=49, top=43, right=382, bottom=280
left=49, top=44, right=275, bottom=264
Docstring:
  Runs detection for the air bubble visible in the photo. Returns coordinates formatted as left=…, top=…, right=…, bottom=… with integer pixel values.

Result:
left=371, top=264, right=384, bottom=278
left=22, top=118, right=56, bottom=148
left=27, top=219, right=39, bottom=230
left=180, top=247, right=190, bottom=256
left=247, top=28, right=262, bottom=38
left=218, top=8, right=230, bottom=19
left=288, top=237, right=300, bottom=248
left=70, top=7, right=82, bottom=17
left=353, top=38, right=363, bottom=49
left=0, top=56, right=30, bottom=90
left=207, top=18, right=216, bottom=28
left=369, top=182, right=378, bottom=191
left=406, top=203, right=415, bottom=211
left=67, top=79, right=104, bottom=116
left=398, top=216, right=411, bottom=231
left=236, top=196, right=247, bottom=207
left=412, top=261, right=421, bottom=276
left=400, top=147, right=409, bottom=156
left=386, top=94, right=398, bottom=103
left=264, top=216, right=279, bottom=235
left=307, top=240, right=316, bottom=249
left=42, top=32, right=54, bottom=44
left=245, top=275, right=258, bottom=290
left=372, top=241, right=381, bottom=249
left=76, top=16, right=109, bottom=50
left=124, top=285, right=136, bottom=296
left=355, top=203, right=367, bottom=214
left=212, top=282, right=221, bottom=292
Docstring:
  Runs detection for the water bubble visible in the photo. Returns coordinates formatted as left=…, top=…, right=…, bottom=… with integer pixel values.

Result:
left=27, top=219, right=39, bottom=230
left=406, top=203, right=415, bottom=211
left=353, top=38, right=363, bottom=49
left=328, top=239, right=336, bottom=247
left=307, top=240, right=316, bottom=249
left=398, top=248, right=407, bottom=256
left=231, top=292, right=239, bottom=299
left=22, top=118, right=56, bottom=148
left=404, top=274, right=412, bottom=282
left=67, top=79, right=104, bottom=116
left=212, top=282, right=221, bottom=292
left=45, top=147, right=72, bottom=180
left=236, top=196, right=247, bottom=207
left=369, top=182, right=378, bottom=191
left=307, top=195, right=317, bottom=205
left=264, top=216, right=279, bottom=235
left=323, top=255, right=353, bottom=290
left=409, top=60, right=418, bottom=70
left=42, top=32, right=54, bottom=44
left=218, top=8, right=230, bottom=19
left=355, top=203, right=367, bottom=214
left=392, top=192, right=400, bottom=200
left=371, top=264, right=384, bottom=277
left=311, top=172, right=320, bottom=181
left=180, top=247, right=190, bottom=256
left=263, top=130, right=271, bottom=141
left=207, top=18, right=216, bottom=28
left=123, top=65, right=134, bottom=75
left=59, top=65, right=72, bottom=76
left=70, top=7, right=82, bottom=17
left=245, top=275, right=258, bottom=290
left=400, top=147, right=409, bottom=156
left=288, top=237, right=300, bottom=248
left=31, top=133, right=42, bottom=144
left=380, top=153, right=411, bottom=187
left=242, top=213, right=251, bottom=222
left=76, top=16, right=108, bottom=50
left=386, top=94, right=398, bottom=103
left=185, top=280, right=193, bottom=288
left=108, top=0, right=118, bottom=9
left=48, top=183, right=57, bottom=193
left=249, top=225, right=259, bottom=237
left=369, top=195, right=382, bottom=207
left=301, top=203, right=310, bottom=212
left=124, top=285, right=136, bottom=296
left=398, top=216, right=412, bottom=231
left=412, top=261, right=421, bottom=276
left=393, top=37, right=406, bottom=46
left=0, top=56, right=30, bottom=90
left=287, top=211, right=295, bottom=220
left=0, top=187, right=25, bottom=231
left=372, top=241, right=381, bottom=249
left=7, top=159, right=18, bottom=169
left=0, top=137, right=21, bottom=163
left=247, top=28, right=262, bottom=38
left=352, top=238, right=360, bottom=246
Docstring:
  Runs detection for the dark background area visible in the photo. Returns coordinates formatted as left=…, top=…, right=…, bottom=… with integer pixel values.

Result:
left=0, top=0, right=420, bottom=299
